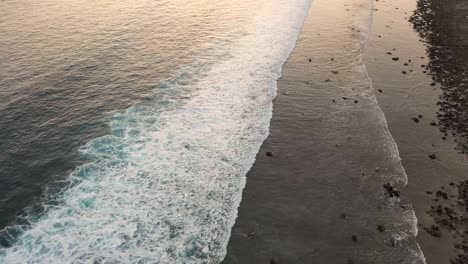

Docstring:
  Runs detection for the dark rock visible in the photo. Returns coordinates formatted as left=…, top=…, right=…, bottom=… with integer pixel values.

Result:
left=377, top=225, right=386, bottom=232
left=411, top=117, right=420, bottom=123
left=351, top=235, right=358, bottom=242
left=428, top=154, right=437, bottom=160
left=436, top=190, right=448, bottom=200
left=266, top=152, right=273, bottom=157
left=383, top=183, right=400, bottom=198
left=423, top=225, right=442, bottom=237
left=270, top=258, right=279, bottom=264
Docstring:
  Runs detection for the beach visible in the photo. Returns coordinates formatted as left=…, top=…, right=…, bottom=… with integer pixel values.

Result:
left=366, top=0, right=468, bottom=263
left=225, top=0, right=468, bottom=263
left=224, top=0, right=424, bottom=263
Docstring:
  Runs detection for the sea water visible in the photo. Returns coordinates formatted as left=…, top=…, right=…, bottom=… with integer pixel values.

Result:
left=0, top=0, right=312, bottom=262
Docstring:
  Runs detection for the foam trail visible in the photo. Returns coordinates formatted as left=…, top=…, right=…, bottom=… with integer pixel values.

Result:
left=355, top=0, right=426, bottom=262
left=0, top=0, right=312, bottom=263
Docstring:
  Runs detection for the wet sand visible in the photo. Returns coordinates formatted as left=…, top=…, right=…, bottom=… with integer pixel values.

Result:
left=224, top=0, right=468, bottom=263
left=223, top=0, right=424, bottom=263
left=365, top=0, right=468, bottom=263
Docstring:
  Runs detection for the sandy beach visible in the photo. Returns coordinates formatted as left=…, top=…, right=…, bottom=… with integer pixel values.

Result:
left=225, top=0, right=468, bottom=263
left=224, top=0, right=424, bottom=263
left=366, top=0, right=468, bottom=263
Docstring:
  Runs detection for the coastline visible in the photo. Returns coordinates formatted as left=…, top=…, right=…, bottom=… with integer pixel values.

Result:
left=365, top=0, right=468, bottom=263
left=223, top=0, right=424, bottom=263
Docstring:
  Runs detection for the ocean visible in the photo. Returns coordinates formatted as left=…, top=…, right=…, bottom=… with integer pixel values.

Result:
left=0, top=0, right=425, bottom=263
left=0, top=0, right=310, bottom=262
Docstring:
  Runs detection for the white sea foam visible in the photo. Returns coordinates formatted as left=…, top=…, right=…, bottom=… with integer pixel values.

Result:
left=0, top=0, right=312, bottom=263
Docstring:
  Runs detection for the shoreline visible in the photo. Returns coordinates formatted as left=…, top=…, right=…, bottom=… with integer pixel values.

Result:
left=224, top=0, right=423, bottom=263
left=365, top=0, right=468, bottom=263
